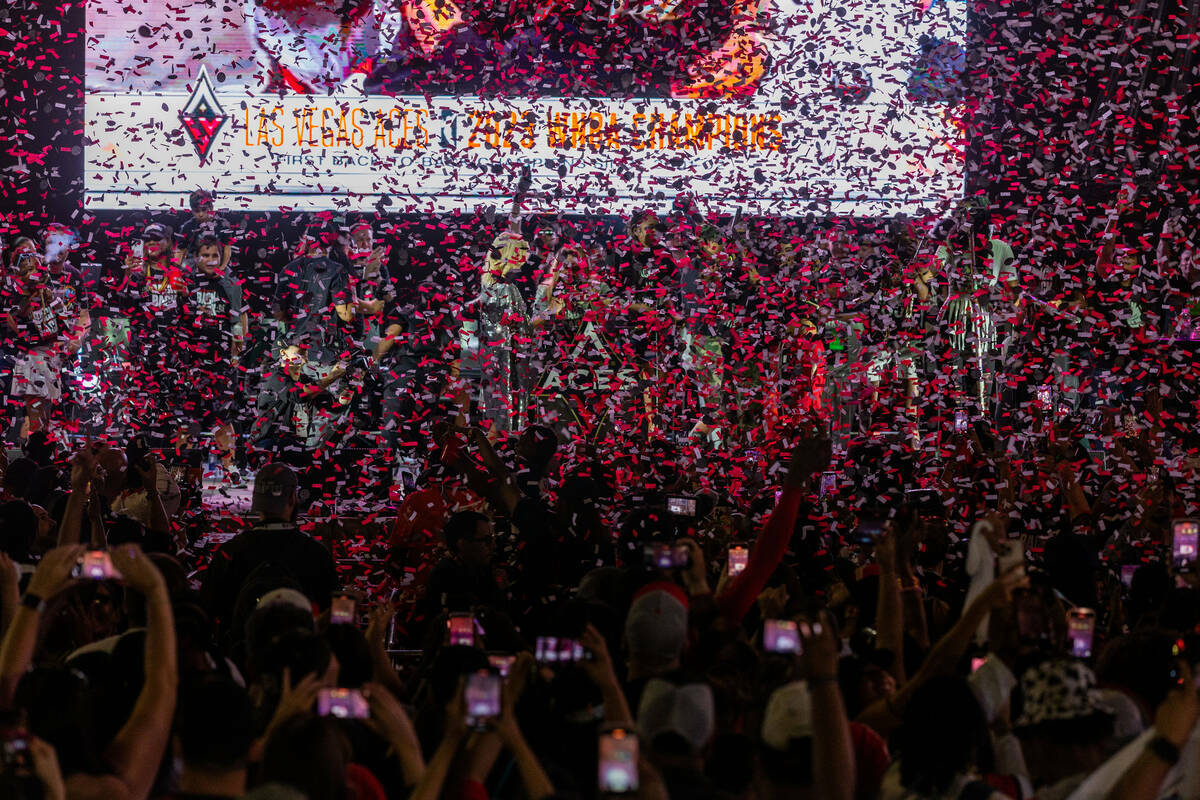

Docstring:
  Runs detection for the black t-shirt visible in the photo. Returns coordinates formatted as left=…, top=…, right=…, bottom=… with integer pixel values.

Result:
left=199, top=523, right=338, bottom=629
left=184, top=272, right=245, bottom=355
left=274, top=256, right=350, bottom=353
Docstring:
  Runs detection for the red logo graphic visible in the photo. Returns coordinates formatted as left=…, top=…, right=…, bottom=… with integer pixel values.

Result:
left=179, top=67, right=228, bottom=162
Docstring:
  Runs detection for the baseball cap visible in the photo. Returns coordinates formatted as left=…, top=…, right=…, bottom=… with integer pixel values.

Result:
left=623, top=582, right=688, bottom=670
left=637, top=679, right=715, bottom=755
left=141, top=222, right=172, bottom=241
left=251, top=463, right=299, bottom=514
left=257, top=588, right=312, bottom=614
left=761, top=681, right=814, bottom=750
left=1013, top=659, right=1115, bottom=730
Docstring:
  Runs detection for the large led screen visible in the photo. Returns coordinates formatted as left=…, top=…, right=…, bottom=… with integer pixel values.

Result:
left=84, top=0, right=967, bottom=214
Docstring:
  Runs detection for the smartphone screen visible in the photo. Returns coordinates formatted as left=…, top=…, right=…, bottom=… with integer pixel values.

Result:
left=598, top=728, right=639, bottom=794
left=1036, top=386, right=1051, bottom=407
left=1120, top=564, right=1138, bottom=587
left=728, top=546, right=749, bottom=576
left=1067, top=608, right=1096, bottom=658
left=954, top=408, right=968, bottom=433
left=72, top=551, right=122, bottom=580
left=316, top=688, right=369, bottom=719
left=1173, top=519, right=1199, bottom=570
left=819, top=471, right=836, bottom=498
left=330, top=594, right=356, bottom=625
left=666, top=495, right=696, bottom=516
left=448, top=614, right=476, bottom=648
left=464, top=671, right=502, bottom=727
left=535, top=636, right=586, bottom=663
left=644, top=543, right=674, bottom=570
left=763, top=619, right=801, bottom=654
left=131, top=240, right=144, bottom=259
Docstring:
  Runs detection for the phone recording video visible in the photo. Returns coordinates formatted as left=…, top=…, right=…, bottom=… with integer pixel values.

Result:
left=534, top=636, right=587, bottom=663
left=464, top=671, right=502, bottom=728
left=1067, top=608, right=1096, bottom=659
left=954, top=408, right=968, bottom=433
left=819, top=471, right=837, bottom=498
left=72, top=550, right=122, bottom=580
left=1120, top=564, right=1138, bottom=588
left=330, top=594, right=357, bottom=625
left=643, top=543, right=691, bottom=570
left=316, top=688, right=369, bottom=719
left=447, top=613, right=476, bottom=648
left=666, top=495, right=696, bottom=517
left=1173, top=519, right=1199, bottom=571
left=598, top=727, right=639, bottom=794
left=728, top=545, right=749, bottom=576
left=763, top=619, right=801, bottom=654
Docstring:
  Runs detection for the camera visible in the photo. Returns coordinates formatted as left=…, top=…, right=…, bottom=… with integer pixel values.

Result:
left=72, top=551, right=122, bottom=581
left=666, top=495, right=696, bottom=516
left=598, top=727, right=639, bottom=794
left=316, top=688, right=369, bottom=719
left=763, top=619, right=801, bottom=654
left=1067, top=608, right=1096, bottom=659
left=464, top=671, right=502, bottom=728
left=643, top=543, right=691, bottom=570
left=534, top=636, right=587, bottom=663
left=728, top=545, right=749, bottom=576
left=447, top=613, right=476, bottom=647
left=330, top=593, right=357, bottom=625
left=1172, top=519, right=1199, bottom=571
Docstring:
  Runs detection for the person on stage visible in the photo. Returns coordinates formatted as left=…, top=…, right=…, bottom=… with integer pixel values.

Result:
left=180, top=236, right=250, bottom=482
left=477, top=228, right=532, bottom=438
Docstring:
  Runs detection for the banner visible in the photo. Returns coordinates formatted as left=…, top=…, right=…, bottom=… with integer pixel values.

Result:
left=84, top=0, right=968, bottom=214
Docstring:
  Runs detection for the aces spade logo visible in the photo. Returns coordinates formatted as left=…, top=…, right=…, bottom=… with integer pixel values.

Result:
left=179, top=67, right=229, bottom=162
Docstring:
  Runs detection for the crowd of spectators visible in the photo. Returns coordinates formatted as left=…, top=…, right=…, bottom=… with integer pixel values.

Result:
left=0, top=189, right=1199, bottom=800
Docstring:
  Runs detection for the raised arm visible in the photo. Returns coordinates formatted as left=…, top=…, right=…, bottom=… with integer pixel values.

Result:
left=801, top=611, right=856, bottom=800
left=874, top=527, right=906, bottom=685
left=102, top=545, right=178, bottom=800
left=0, top=546, right=84, bottom=707
left=715, top=438, right=829, bottom=625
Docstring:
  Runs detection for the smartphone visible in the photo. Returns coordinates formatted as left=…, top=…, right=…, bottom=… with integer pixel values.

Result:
left=1172, top=519, right=1199, bottom=570
left=72, top=550, right=122, bottom=580
left=1120, top=564, right=1138, bottom=588
left=487, top=654, right=516, bottom=678
left=316, top=688, right=369, bottom=719
left=1, top=731, right=31, bottom=772
left=447, top=613, right=476, bottom=648
left=819, top=471, right=836, bottom=498
left=1067, top=608, right=1097, bottom=658
left=728, top=545, right=749, bottom=576
left=330, top=594, right=357, bottom=625
left=954, top=408, right=968, bottom=433
left=534, top=636, right=587, bottom=663
left=131, top=239, right=144, bottom=259
left=666, top=495, right=696, bottom=516
left=598, top=727, right=639, bottom=794
left=763, top=619, right=801, bottom=654
left=643, top=543, right=691, bottom=570
left=464, top=671, right=502, bottom=728
left=1036, top=386, right=1051, bottom=407
left=853, top=519, right=883, bottom=547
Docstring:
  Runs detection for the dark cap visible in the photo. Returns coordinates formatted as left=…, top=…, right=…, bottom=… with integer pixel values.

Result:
left=141, top=222, right=172, bottom=241
left=251, top=463, right=299, bottom=514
